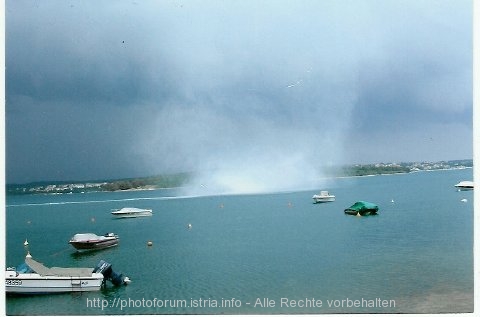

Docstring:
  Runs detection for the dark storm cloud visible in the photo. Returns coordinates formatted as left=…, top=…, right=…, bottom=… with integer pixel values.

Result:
left=6, top=0, right=473, bottom=190
left=6, top=3, right=175, bottom=106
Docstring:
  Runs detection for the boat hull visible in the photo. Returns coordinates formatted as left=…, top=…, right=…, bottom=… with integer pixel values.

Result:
left=313, top=196, right=335, bottom=203
left=5, top=273, right=104, bottom=294
left=69, top=239, right=118, bottom=250
left=111, top=208, right=153, bottom=218
left=112, top=212, right=152, bottom=218
left=455, top=186, right=473, bottom=191
left=344, top=209, right=378, bottom=216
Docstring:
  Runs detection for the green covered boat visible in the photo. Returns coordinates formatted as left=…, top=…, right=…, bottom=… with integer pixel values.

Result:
left=344, top=201, right=379, bottom=216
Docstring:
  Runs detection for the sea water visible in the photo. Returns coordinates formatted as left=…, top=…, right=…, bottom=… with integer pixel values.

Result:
left=5, top=168, right=473, bottom=314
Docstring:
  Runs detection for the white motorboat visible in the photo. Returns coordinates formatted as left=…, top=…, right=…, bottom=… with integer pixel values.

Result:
left=69, top=233, right=119, bottom=251
left=454, top=181, right=474, bottom=191
left=312, top=191, right=336, bottom=203
left=5, top=253, right=130, bottom=294
left=111, top=207, right=153, bottom=218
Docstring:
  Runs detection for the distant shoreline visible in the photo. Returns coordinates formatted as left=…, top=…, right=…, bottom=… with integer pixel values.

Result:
left=334, top=166, right=472, bottom=179
left=6, top=159, right=473, bottom=196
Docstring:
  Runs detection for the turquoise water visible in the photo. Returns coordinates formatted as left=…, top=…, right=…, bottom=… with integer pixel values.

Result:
left=5, top=169, right=473, bottom=314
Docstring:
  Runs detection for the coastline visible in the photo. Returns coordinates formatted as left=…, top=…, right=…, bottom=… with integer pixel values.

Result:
left=6, top=161, right=473, bottom=196
left=334, top=166, right=472, bottom=179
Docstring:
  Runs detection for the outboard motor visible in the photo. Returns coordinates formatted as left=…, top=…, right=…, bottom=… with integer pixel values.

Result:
left=93, top=260, right=131, bottom=287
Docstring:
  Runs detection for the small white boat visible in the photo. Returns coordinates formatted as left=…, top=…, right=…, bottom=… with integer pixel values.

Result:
left=5, top=253, right=130, bottom=294
left=111, top=207, right=153, bottom=218
left=312, top=191, right=336, bottom=203
left=69, top=233, right=119, bottom=251
left=6, top=254, right=103, bottom=294
left=454, top=181, right=474, bottom=191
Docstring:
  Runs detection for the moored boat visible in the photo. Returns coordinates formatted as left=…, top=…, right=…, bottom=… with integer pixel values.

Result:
left=5, top=253, right=130, bottom=294
left=344, top=201, right=379, bottom=216
left=454, top=181, right=474, bottom=191
left=312, top=191, right=336, bottom=203
left=69, top=233, right=119, bottom=251
left=111, top=207, right=153, bottom=218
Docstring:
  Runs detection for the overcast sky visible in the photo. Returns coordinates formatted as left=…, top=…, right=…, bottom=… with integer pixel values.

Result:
left=6, top=0, right=473, bottom=192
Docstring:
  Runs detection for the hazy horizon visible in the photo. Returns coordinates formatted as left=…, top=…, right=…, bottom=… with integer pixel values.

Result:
left=6, top=157, right=473, bottom=187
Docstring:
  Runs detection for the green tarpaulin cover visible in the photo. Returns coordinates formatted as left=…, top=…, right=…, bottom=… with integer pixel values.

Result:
left=344, top=201, right=379, bottom=213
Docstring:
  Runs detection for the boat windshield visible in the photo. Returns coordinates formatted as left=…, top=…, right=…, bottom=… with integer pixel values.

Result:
left=17, top=262, right=35, bottom=273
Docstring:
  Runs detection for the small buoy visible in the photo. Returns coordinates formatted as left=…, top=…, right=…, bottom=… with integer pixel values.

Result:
left=187, top=223, right=192, bottom=230
left=147, top=241, right=153, bottom=246
left=391, top=199, right=394, bottom=203
left=26, top=220, right=31, bottom=225
left=24, top=239, right=29, bottom=246
left=91, top=217, right=96, bottom=222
